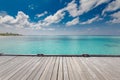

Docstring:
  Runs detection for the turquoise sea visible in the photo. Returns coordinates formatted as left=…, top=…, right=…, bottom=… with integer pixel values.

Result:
left=0, top=36, right=120, bottom=55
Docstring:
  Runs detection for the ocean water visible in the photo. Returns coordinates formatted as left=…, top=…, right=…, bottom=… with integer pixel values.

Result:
left=0, top=36, right=120, bottom=55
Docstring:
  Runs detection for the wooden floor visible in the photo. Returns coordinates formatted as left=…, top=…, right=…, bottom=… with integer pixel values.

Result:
left=0, top=56, right=120, bottom=80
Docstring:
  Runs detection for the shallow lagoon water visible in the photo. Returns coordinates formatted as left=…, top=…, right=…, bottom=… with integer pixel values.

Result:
left=0, top=36, right=120, bottom=55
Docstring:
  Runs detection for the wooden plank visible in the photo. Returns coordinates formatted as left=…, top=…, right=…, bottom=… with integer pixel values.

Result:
left=44, top=57, right=56, bottom=80
left=68, top=57, right=81, bottom=80
left=1, top=57, right=34, bottom=80
left=58, top=57, right=63, bottom=80
left=21, top=57, right=44, bottom=80
left=0, top=56, right=119, bottom=80
left=66, top=57, right=75, bottom=80
left=9, top=57, right=40, bottom=80
left=33, top=57, right=52, bottom=80
left=0, top=56, right=16, bottom=65
left=26, top=57, right=47, bottom=80
left=88, top=57, right=120, bottom=80
left=39, top=57, right=54, bottom=80
left=63, top=57, right=69, bottom=80
left=80, top=58, right=107, bottom=80
left=51, top=57, right=59, bottom=80
left=89, top=58, right=116, bottom=80
left=0, top=56, right=19, bottom=73
left=73, top=57, right=94, bottom=80
left=100, top=58, right=120, bottom=73
left=74, top=57, right=98, bottom=80
left=0, top=57, right=28, bottom=76
left=103, top=58, right=120, bottom=79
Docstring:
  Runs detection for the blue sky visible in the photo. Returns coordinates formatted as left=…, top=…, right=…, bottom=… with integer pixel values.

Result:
left=0, top=0, right=120, bottom=35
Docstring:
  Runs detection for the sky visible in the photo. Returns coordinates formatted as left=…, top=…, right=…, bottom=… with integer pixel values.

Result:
left=0, top=0, right=120, bottom=35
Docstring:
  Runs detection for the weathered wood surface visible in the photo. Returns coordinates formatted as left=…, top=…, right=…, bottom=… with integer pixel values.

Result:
left=0, top=56, right=119, bottom=80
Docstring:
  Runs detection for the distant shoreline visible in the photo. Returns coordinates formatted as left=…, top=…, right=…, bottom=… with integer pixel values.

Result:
left=0, top=34, right=120, bottom=36
left=0, top=33, right=22, bottom=36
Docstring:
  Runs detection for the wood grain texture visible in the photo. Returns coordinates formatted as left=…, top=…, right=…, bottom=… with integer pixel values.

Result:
left=0, top=56, right=119, bottom=80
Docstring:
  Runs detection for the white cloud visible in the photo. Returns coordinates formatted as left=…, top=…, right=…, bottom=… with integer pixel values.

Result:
left=66, top=17, right=79, bottom=26
left=65, top=0, right=78, bottom=17
left=36, top=11, right=48, bottom=18
left=0, top=15, right=14, bottom=24
left=11, top=11, right=30, bottom=28
left=43, top=9, right=65, bottom=26
left=0, top=0, right=111, bottom=30
left=0, top=11, right=43, bottom=29
left=81, top=16, right=99, bottom=24
left=102, top=0, right=120, bottom=15
left=40, top=0, right=109, bottom=26
left=64, top=0, right=110, bottom=17
left=78, top=0, right=110, bottom=16
left=108, top=11, right=120, bottom=23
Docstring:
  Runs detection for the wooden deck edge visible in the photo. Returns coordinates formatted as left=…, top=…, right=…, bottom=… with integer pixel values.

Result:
left=0, top=53, right=120, bottom=57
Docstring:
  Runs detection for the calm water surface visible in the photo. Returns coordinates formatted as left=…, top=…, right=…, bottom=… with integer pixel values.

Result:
left=0, top=36, right=120, bottom=55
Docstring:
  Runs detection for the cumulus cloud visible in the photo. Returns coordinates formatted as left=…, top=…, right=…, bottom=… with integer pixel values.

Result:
left=108, top=11, right=120, bottom=23
left=0, top=11, right=30, bottom=28
left=65, top=0, right=78, bottom=17
left=78, top=0, right=110, bottom=16
left=43, top=9, right=65, bottom=26
left=0, top=11, right=43, bottom=29
left=0, top=0, right=112, bottom=29
left=102, top=0, right=120, bottom=15
left=81, top=16, right=99, bottom=24
left=0, top=15, right=14, bottom=24
left=64, top=0, right=110, bottom=17
left=66, top=17, right=79, bottom=26
left=40, top=0, right=109, bottom=26
left=36, top=11, right=48, bottom=18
